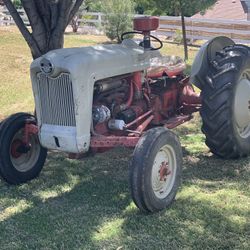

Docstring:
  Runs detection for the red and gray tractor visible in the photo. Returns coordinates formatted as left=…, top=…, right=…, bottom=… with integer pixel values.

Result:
left=0, top=17, right=249, bottom=213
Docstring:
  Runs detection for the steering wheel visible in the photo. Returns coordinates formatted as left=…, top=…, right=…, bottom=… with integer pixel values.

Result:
left=121, top=31, right=163, bottom=51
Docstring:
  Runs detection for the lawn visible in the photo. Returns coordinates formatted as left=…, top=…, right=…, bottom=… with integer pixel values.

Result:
left=0, top=27, right=249, bottom=250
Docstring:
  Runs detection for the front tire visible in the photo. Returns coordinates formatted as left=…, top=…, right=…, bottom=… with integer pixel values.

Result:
left=200, top=45, right=250, bottom=158
left=0, top=113, right=47, bottom=184
left=130, top=128, right=182, bottom=213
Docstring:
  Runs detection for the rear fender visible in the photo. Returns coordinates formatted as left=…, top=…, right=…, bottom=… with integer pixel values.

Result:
left=190, top=36, right=235, bottom=89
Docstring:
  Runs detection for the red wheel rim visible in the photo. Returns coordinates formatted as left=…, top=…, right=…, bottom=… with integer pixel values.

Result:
left=10, top=139, right=23, bottom=159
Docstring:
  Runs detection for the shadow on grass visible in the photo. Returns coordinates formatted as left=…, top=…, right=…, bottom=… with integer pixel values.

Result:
left=183, top=154, right=250, bottom=192
left=0, top=149, right=249, bottom=249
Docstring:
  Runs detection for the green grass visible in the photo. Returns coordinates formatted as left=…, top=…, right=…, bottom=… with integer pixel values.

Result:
left=0, top=27, right=249, bottom=250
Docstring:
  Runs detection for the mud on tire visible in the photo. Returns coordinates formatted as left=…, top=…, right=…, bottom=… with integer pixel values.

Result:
left=200, top=44, right=250, bottom=158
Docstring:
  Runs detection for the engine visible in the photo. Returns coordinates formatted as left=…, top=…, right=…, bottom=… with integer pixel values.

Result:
left=91, top=68, right=197, bottom=137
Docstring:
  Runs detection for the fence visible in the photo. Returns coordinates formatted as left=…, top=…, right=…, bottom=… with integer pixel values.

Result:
left=1, top=9, right=250, bottom=43
left=157, top=16, right=250, bottom=44
left=0, top=7, right=29, bottom=25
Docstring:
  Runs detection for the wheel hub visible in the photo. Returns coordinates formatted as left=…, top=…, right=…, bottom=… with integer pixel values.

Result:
left=11, top=140, right=23, bottom=158
left=9, top=129, right=41, bottom=172
left=159, top=161, right=171, bottom=181
left=234, top=73, right=250, bottom=138
left=11, top=140, right=31, bottom=159
left=151, top=145, right=177, bottom=199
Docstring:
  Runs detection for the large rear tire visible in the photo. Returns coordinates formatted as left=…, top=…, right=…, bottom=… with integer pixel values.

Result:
left=130, top=128, right=182, bottom=213
left=0, top=113, right=47, bottom=184
left=200, top=44, right=250, bottom=158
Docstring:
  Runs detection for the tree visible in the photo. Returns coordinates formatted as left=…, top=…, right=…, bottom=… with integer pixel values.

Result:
left=3, top=0, right=84, bottom=59
left=134, top=0, right=159, bottom=15
left=168, top=0, right=216, bottom=60
left=85, top=0, right=102, bottom=12
left=180, top=1, right=188, bottom=61
left=134, top=0, right=216, bottom=16
left=12, top=0, right=22, bottom=9
left=102, top=0, right=134, bottom=43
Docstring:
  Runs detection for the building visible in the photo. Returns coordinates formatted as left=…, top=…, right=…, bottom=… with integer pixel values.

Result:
left=192, top=0, right=248, bottom=20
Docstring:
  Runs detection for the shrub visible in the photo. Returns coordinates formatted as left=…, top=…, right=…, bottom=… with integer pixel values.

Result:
left=173, top=29, right=183, bottom=44
left=12, top=0, right=22, bottom=9
left=102, top=0, right=134, bottom=43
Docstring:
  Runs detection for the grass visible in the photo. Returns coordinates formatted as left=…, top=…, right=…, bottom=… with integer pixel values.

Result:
left=0, top=27, right=249, bottom=250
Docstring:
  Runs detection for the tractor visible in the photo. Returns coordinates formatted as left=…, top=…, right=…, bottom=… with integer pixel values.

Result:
left=0, top=17, right=249, bottom=213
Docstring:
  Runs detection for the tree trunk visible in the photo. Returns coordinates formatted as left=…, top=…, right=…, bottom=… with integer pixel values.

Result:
left=180, top=1, right=188, bottom=61
left=71, top=16, right=79, bottom=33
left=181, top=12, right=188, bottom=61
left=3, top=0, right=84, bottom=59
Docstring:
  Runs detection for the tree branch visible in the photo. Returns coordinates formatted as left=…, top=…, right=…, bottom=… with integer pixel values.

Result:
left=3, top=0, right=85, bottom=58
left=49, top=1, right=59, bottom=31
left=21, top=0, right=47, bottom=53
left=3, top=0, right=42, bottom=58
left=35, top=0, right=51, bottom=32
left=49, top=0, right=72, bottom=49
left=67, top=0, right=84, bottom=27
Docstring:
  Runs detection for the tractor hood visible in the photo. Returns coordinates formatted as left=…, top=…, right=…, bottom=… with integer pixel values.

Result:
left=31, top=39, right=161, bottom=80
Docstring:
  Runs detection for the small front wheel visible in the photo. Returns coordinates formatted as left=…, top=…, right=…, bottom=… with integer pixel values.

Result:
left=0, top=113, right=47, bottom=184
left=130, top=128, right=182, bottom=213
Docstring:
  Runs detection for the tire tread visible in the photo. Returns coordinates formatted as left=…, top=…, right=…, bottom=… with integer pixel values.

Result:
left=200, top=44, right=250, bottom=158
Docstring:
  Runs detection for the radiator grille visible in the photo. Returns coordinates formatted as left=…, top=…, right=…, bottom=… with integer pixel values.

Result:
left=36, top=73, right=76, bottom=127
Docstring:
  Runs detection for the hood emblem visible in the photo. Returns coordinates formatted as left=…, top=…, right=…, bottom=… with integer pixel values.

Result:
left=40, top=58, right=53, bottom=74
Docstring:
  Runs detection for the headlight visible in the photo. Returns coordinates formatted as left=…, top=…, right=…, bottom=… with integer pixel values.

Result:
left=40, top=58, right=54, bottom=75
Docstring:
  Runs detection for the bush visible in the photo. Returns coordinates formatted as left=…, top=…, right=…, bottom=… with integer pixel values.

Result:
left=12, top=0, right=22, bottom=9
left=85, top=0, right=102, bottom=12
left=173, top=29, right=183, bottom=44
left=102, top=0, right=134, bottom=43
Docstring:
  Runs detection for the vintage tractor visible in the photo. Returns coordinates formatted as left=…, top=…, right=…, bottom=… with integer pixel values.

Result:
left=0, top=16, right=249, bottom=213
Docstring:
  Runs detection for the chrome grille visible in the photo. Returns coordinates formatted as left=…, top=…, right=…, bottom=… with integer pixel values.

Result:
left=36, top=73, right=76, bottom=127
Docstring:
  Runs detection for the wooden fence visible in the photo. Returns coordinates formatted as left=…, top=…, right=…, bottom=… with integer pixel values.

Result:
left=1, top=9, right=250, bottom=43
left=0, top=7, right=29, bottom=25
left=157, top=16, right=250, bottom=44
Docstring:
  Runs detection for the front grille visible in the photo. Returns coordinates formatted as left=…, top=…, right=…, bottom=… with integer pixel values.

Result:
left=36, top=73, right=76, bottom=127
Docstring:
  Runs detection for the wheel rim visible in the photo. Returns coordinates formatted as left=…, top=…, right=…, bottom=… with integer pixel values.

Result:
left=151, top=144, right=177, bottom=199
left=9, top=128, right=41, bottom=172
left=234, top=70, right=250, bottom=138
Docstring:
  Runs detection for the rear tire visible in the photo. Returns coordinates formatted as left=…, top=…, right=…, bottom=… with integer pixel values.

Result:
left=200, top=45, right=250, bottom=158
left=130, top=128, right=182, bottom=213
left=0, top=113, right=47, bottom=184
